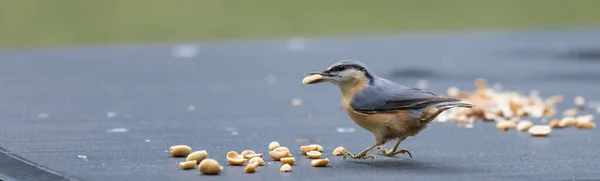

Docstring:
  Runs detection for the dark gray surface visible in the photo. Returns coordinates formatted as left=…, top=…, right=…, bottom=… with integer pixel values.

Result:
left=1, top=28, right=600, bottom=181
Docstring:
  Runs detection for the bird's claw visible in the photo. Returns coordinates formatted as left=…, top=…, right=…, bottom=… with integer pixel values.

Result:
left=342, top=151, right=376, bottom=160
left=377, top=147, right=413, bottom=159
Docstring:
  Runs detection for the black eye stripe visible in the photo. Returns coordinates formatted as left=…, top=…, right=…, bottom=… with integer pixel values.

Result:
left=325, top=64, right=366, bottom=73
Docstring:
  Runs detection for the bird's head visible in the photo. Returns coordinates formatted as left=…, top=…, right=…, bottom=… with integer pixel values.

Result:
left=305, top=60, right=374, bottom=86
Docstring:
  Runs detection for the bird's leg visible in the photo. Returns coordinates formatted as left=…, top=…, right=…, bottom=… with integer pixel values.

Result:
left=342, top=144, right=378, bottom=160
left=377, top=138, right=412, bottom=158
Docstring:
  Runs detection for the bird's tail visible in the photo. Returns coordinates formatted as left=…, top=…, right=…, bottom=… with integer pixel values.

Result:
left=419, top=102, right=474, bottom=123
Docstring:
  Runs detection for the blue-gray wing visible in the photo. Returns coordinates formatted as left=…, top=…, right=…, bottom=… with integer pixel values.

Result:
left=350, top=79, right=459, bottom=114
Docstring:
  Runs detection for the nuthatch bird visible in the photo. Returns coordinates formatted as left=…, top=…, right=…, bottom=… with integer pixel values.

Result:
left=303, top=60, right=473, bottom=159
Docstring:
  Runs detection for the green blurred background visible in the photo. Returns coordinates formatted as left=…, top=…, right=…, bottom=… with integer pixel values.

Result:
left=2, top=0, right=600, bottom=48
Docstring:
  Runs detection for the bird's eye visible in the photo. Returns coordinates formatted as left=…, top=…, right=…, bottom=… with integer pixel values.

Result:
left=331, top=65, right=347, bottom=72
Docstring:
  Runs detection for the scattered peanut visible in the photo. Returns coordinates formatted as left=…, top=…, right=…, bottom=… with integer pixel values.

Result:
left=280, top=164, right=293, bottom=172
left=332, top=146, right=346, bottom=156
left=226, top=151, right=247, bottom=165
left=244, top=162, right=259, bottom=173
left=240, top=150, right=256, bottom=157
left=311, top=158, right=330, bottom=167
left=198, top=159, right=222, bottom=175
left=300, top=144, right=323, bottom=153
left=268, top=141, right=280, bottom=151
left=273, top=147, right=290, bottom=152
left=577, top=122, right=596, bottom=129
left=496, top=121, right=516, bottom=131
left=559, top=116, right=577, bottom=127
left=179, top=160, right=197, bottom=170
left=302, top=74, right=324, bottom=84
left=306, top=151, right=322, bottom=159
left=516, top=120, right=533, bottom=132
left=249, top=157, right=265, bottom=166
left=528, top=125, right=552, bottom=137
left=549, top=119, right=561, bottom=128
left=269, top=150, right=291, bottom=161
left=563, top=108, right=578, bottom=117
left=186, top=150, right=208, bottom=163
left=169, top=145, right=192, bottom=157
left=280, top=157, right=295, bottom=165
left=576, top=114, right=594, bottom=124
left=244, top=153, right=263, bottom=159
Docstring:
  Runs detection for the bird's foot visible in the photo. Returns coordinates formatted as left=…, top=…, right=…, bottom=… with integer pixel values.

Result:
left=377, top=147, right=413, bottom=159
left=342, top=151, right=376, bottom=160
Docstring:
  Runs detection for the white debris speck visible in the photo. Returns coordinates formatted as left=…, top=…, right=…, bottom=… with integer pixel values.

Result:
left=144, top=139, right=151, bottom=143
left=287, top=37, right=305, bottom=51
left=447, top=87, right=459, bottom=97
left=187, top=104, right=196, bottom=111
left=336, top=127, right=355, bottom=133
left=265, top=74, right=277, bottom=84
left=172, top=44, right=199, bottom=58
left=465, top=123, right=474, bottom=129
left=77, top=155, right=88, bottom=162
left=231, top=131, right=238, bottom=136
left=107, top=127, right=129, bottom=133
left=107, top=112, right=117, bottom=118
left=416, top=79, right=428, bottom=89
left=291, top=98, right=303, bottom=106
left=492, top=83, right=503, bottom=91
left=575, top=96, right=585, bottom=106
left=38, top=113, right=49, bottom=119
left=102, top=163, right=105, bottom=166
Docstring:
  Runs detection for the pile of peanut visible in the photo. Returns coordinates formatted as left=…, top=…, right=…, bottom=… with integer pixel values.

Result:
left=169, top=141, right=345, bottom=175
left=437, top=78, right=596, bottom=136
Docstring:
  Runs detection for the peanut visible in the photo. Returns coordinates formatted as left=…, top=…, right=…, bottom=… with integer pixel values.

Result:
left=577, top=122, right=596, bottom=129
left=269, top=150, right=291, bottom=161
left=169, top=145, right=192, bottom=157
left=576, top=114, right=594, bottom=124
left=268, top=141, right=280, bottom=151
left=332, top=146, right=346, bottom=156
left=186, top=150, right=208, bottom=163
left=311, top=158, right=330, bottom=167
left=496, top=121, right=516, bottom=131
left=280, top=164, right=292, bottom=172
left=528, top=125, right=551, bottom=137
left=549, top=119, right=560, bottom=128
left=226, top=151, right=246, bottom=165
left=244, top=162, right=259, bottom=173
left=306, top=151, right=322, bottom=159
left=300, top=144, right=323, bottom=153
left=179, top=160, right=197, bottom=170
left=302, top=74, right=324, bottom=84
left=240, top=150, right=256, bottom=157
left=248, top=157, right=265, bottom=166
left=563, top=108, right=578, bottom=117
left=559, top=116, right=577, bottom=127
left=273, top=147, right=290, bottom=152
left=280, top=157, right=295, bottom=165
left=244, top=153, right=263, bottom=159
left=516, top=120, right=533, bottom=132
left=198, top=159, right=222, bottom=175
